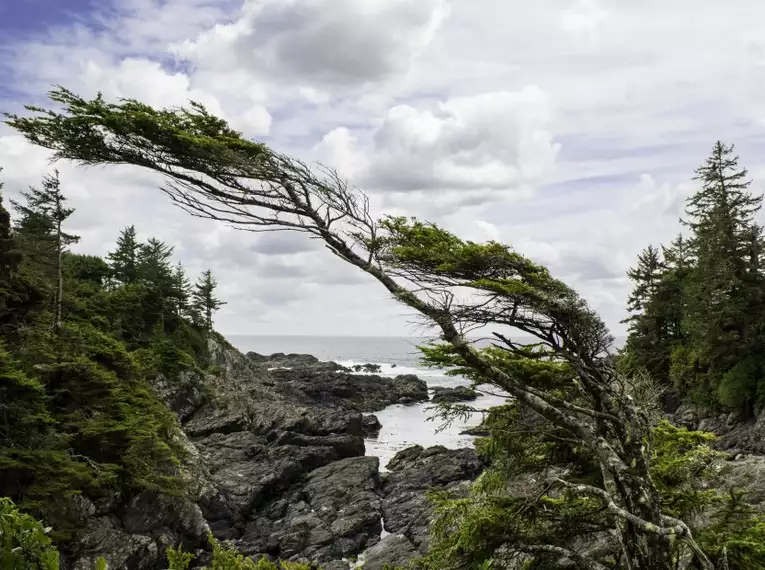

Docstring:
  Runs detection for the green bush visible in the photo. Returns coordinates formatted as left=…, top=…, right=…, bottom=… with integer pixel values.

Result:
left=0, top=497, right=60, bottom=570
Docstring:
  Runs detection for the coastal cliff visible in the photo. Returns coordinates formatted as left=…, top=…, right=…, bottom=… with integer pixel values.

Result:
left=63, top=337, right=483, bottom=570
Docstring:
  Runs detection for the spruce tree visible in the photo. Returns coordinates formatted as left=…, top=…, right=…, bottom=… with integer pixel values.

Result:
left=679, top=142, right=764, bottom=412
left=136, top=237, right=175, bottom=333
left=623, top=245, right=673, bottom=380
left=107, top=225, right=140, bottom=285
left=623, top=245, right=663, bottom=326
left=170, top=261, right=192, bottom=319
left=0, top=185, right=21, bottom=285
left=192, top=269, right=225, bottom=330
left=10, top=170, right=79, bottom=332
left=0, top=179, right=23, bottom=330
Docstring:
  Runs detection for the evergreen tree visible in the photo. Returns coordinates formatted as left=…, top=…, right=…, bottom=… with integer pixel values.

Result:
left=678, top=142, right=764, bottom=412
left=192, top=269, right=225, bottom=330
left=11, top=171, right=79, bottom=332
left=170, top=261, right=192, bottom=319
left=0, top=182, right=22, bottom=312
left=107, top=225, right=140, bottom=285
left=623, top=245, right=671, bottom=380
left=623, top=245, right=663, bottom=326
left=137, top=238, right=174, bottom=287
left=137, top=237, right=175, bottom=333
left=0, top=176, right=21, bottom=282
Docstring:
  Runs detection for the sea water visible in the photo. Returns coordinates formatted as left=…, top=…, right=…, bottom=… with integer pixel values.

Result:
left=227, top=335, right=508, bottom=470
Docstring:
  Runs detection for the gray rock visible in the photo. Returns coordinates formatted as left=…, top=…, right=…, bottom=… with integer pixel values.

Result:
left=72, top=517, right=158, bottom=570
left=430, top=386, right=478, bottom=404
left=382, top=446, right=484, bottom=550
left=120, top=491, right=209, bottom=550
left=150, top=370, right=207, bottom=422
left=362, top=534, right=420, bottom=570
left=266, top=368, right=428, bottom=412
left=322, top=561, right=351, bottom=570
left=362, top=414, right=382, bottom=436
left=238, top=456, right=383, bottom=562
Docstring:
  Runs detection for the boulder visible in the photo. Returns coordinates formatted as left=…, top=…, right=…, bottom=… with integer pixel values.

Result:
left=238, top=456, right=383, bottom=562
left=430, top=386, right=478, bottom=404
left=382, top=446, right=484, bottom=551
left=362, top=414, right=382, bottom=436
left=362, top=534, right=420, bottom=570
left=71, top=517, right=158, bottom=570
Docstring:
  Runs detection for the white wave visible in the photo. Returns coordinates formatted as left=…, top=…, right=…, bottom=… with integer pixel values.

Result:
left=335, top=359, right=448, bottom=378
left=266, top=366, right=293, bottom=371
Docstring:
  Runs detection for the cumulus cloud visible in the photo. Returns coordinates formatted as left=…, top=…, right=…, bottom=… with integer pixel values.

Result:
left=173, top=0, right=450, bottom=87
left=2, top=0, right=765, bottom=337
left=316, top=87, right=560, bottom=200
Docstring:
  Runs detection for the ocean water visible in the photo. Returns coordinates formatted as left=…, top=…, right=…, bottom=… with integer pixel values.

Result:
left=227, top=335, right=508, bottom=470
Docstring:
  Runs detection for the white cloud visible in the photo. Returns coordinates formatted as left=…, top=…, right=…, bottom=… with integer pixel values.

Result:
left=317, top=87, right=559, bottom=199
left=2, top=0, right=765, bottom=338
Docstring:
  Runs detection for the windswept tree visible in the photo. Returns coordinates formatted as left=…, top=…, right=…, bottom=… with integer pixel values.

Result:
left=192, top=269, right=225, bottom=330
left=5, top=87, right=738, bottom=570
left=10, top=170, right=79, bottom=332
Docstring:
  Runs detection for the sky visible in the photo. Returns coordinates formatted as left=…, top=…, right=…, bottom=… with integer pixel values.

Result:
left=1, top=0, right=765, bottom=337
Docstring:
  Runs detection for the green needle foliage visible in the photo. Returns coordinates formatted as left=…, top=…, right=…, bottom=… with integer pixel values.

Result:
left=0, top=166, right=225, bottom=547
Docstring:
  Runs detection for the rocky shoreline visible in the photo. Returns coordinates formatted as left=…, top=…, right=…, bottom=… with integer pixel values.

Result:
left=65, top=339, right=486, bottom=570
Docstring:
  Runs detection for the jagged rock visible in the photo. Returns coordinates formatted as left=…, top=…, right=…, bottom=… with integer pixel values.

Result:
left=362, top=534, right=420, bottom=570
left=266, top=368, right=428, bottom=412
left=120, top=491, right=209, bottom=551
left=668, top=404, right=765, bottom=454
left=64, top=339, right=479, bottom=568
left=72, top=517, right=158, bottom=570
left=362, top=414, right=382, bottom=436
left=382, top=446, right=484, bottom=551
left=430, top=386, right=478, bottom=404
left=197, top=431, right=352, bottom=525
left=348, top=363, right=382, bottom=374
left=238, top=457, right=383, bottom=562
left=248, top=352, right=347, bottom=373
left=150, top=370, right=208, bottom=422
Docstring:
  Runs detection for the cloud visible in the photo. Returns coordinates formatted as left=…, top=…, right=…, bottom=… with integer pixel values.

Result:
left=317, top=87, right=560, bottom=199
left=173, top=0, right=450, bottom=88
left=2, top=0, right=765, bottom=338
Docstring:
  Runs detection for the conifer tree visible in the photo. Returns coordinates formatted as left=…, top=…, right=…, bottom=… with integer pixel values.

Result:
left=192, top=269, right=225, bottom=330
left=10, top=170, right=79, bottom=332
left=107, top=225, right=140, bottom=285
left=0, top=185, right=20, bottom=285
left=678, top=142, right=764, bottom=410
left=170, top=261, right=192, bottom=318
left=0, top=179, right=23, bottom=328
left=623, top=245, right=663, bottom=326
left=137, top=237, right=174, bottom=332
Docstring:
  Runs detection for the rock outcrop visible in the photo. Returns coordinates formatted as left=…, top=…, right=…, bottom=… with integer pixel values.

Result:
left=65, top=340, right=451, bottom=570
left=669, top=403, right=765, bottom=454
left=375, top=445, right=485, bottom=565
left=430, top=386, right=478, bottom=404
